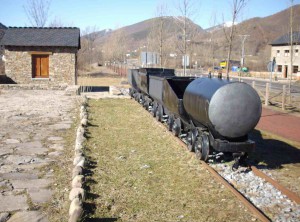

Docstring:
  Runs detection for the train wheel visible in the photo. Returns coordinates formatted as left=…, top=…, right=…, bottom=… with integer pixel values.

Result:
left=143, top=101, right=149, bottom=110
left=172, top=118, right=181, bottom=137
left=167, top=115, right=174, bottom=131
left=187, top=129, right=197, bottom=152
left=139, top=94, right=145, bottom=104
left=195, top=134, right=209, bottom=161
left=151, top=102, right=157, bottom=117
left=155, top=105, right=163, bottom=122
left=134, top=93, right=139, bottom=102
left=129, top=88, right=133, bottom=97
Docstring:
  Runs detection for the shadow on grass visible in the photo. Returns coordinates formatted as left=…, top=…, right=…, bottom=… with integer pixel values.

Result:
left=87, top=72, right=120, bottom=78
left=83, top=161, right=119, bottom=222
left=248, top=129, right=300, bottom=168
left=85, top=127, right=97, bottom=139
left=87, top=122, right=99, bottom=128
left=85, top=218, right=119, bottom=222
left=83, top=156, right=101, bottom=216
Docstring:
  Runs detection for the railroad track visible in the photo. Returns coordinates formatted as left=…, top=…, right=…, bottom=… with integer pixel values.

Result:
left=135, top=98, right=300, bottom=222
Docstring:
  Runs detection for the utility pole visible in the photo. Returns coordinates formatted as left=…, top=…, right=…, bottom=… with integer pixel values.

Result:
left=183, top=16, right=187, bottom=76
left=239, top=35, right=250, bottom=67
left=289, top=0, right=294, bottom=101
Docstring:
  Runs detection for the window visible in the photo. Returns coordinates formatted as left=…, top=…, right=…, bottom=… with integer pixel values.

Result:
left=284, top=50, right=290, bottom=57
left=276, top=50, right=280, bottom=56
left=295, top=49, right=299, bottom=56
left=293, top=66, right=299, bottom=74
left=32, top=55, right=49, bottom=78
left=277, top=65, right=282, bottom=72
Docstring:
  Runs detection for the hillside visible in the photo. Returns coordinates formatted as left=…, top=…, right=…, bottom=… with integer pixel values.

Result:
left=93, top=16, right=205, bottom=51
left=82, top=4, right=300, bottom=71
left=197, top=4, right=300, bottom=70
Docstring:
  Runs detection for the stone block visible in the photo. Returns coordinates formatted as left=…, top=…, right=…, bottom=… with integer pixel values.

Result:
left=74, top=143, right=83, bottom=151
left=74, top=149, right=83, bottom=156
left=80, top=118, right=88, bottom=126
left=0, top=195, right=28, bottom=212
left=27, top=189, right=53, bottom=204
left=71, top=175, right=84, bottom=188
left=69, top=198, right=82, bottom=216
left=76, top=159, right=85, bottom=168
left=0, top=213, right=9, bottom=222
left=72, top=166, right=83, bottom=179
left=1, top=172, right=38, bottom=180
left=69, top=188, right=85, bottom=201
left=73, top=156, right=84, bottom=166
left=10, top=179, right=53, bottom=189
left=7, top=211, right=48, bottom=222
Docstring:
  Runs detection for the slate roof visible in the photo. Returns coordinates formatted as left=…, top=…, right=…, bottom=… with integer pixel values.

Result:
left=1, top=27, right=80, bottom=49
left=0, top=23, right=7, bottom=29
left=271, top=32, right=300, bottom=46
left=0, top=23, right=7, bottom=42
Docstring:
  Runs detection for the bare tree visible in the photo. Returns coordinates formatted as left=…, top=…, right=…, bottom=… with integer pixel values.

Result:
left=103, top=28, right=128, bottom=65
left=78, top=26, right=102, bottom=70
left=148, top=3, right=170, bottom=67
left=24, top=0, right=51, bottom=27
left=174, top=0, right=199, bottom=75
left=224, top=0, right=248, bottom=78
left=48, top=17, right=64, bottom=27
left=207, top=11, right=222, bottom=72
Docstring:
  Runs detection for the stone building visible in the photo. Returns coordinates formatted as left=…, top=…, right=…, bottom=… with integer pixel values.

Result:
left=0, top=23, right=7, bottom=75
left=0, top=27, right=80, bottom=86
left=270, top=32, right=300, bottom=79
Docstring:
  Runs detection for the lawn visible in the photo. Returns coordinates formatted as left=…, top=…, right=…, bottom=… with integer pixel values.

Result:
left=83, top=99, right=255, bottom=222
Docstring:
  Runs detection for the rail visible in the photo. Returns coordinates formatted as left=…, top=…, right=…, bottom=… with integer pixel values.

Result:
left=170, top=126, right=271, bottom=222
left=251, top=166, right=300, bottom=204
left=131, top=91, right=299, bottom=222
left=167, top=120, right=300, bottom=222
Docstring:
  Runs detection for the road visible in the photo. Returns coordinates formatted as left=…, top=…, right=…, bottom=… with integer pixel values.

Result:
left=179, top=69, right=300, bottom=95
left=230, top=76, right=300, bottom=93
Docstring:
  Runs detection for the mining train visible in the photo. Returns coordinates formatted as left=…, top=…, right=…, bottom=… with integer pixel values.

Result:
left=128, top=68, right=262, bottom=168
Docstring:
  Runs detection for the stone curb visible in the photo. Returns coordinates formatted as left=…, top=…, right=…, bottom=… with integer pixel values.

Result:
left=68, top=95, right=88, bottom=222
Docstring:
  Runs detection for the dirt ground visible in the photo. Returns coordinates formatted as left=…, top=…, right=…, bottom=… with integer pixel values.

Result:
left=78, top=66, right=128, bottom=87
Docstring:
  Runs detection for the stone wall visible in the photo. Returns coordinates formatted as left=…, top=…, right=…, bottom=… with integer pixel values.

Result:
left=0, top=47, right=4, bottom=74
left=4, top=46, right=77, bottom=86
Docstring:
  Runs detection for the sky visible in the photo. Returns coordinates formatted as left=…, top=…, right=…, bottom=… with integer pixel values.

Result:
left=0, top=0, right=300, bottom=32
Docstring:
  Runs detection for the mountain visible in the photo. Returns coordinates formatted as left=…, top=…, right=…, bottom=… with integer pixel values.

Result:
left=205, top=21, right=239, bottom=33
left=91, top=16, right=205, bottom=51
left=200, top=4, right=300, bottom=70
left=82, top=5, right=300, bottom=71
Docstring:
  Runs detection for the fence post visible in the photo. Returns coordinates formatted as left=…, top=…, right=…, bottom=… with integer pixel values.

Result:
left=265, top=83, right=269, bottom=106
left=282, top=85, right=286, bottom=110
left=252, top=81, right=255, bottom=89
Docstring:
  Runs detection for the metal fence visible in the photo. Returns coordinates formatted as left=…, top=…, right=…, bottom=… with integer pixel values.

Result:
left=107, top=63, right=128, bottom=77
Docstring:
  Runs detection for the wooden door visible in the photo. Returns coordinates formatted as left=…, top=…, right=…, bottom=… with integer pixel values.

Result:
left=32, top=55, right=49, bottom=78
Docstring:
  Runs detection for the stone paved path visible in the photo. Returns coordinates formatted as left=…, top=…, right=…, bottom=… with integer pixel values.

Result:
left=0, top=90, right=76, bottom=221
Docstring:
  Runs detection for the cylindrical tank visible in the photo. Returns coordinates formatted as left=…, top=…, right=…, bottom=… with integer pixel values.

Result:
left=183, top=78, right=261, bottom=139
